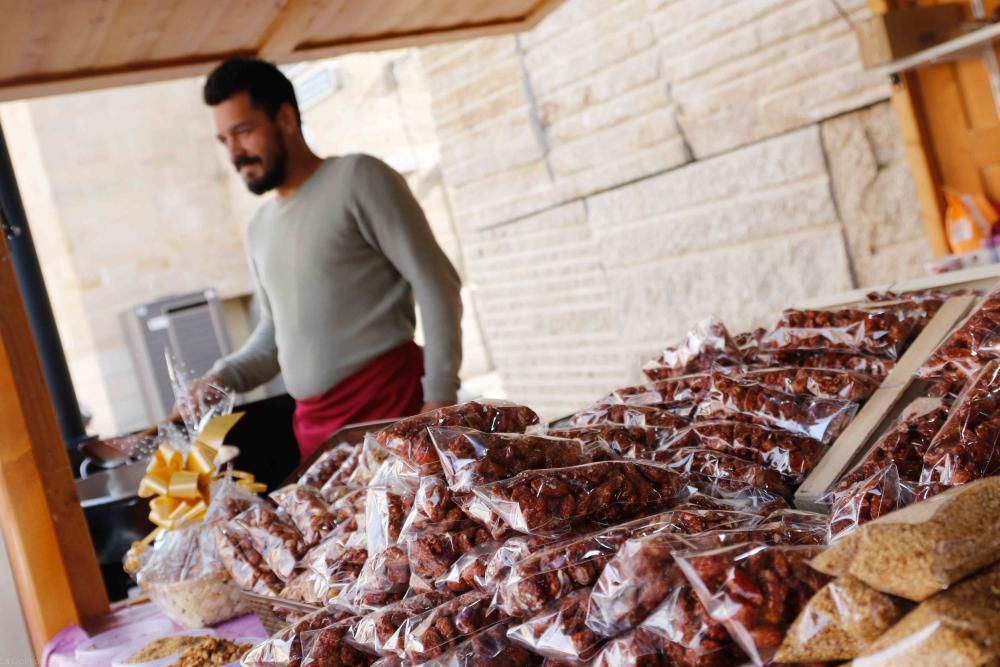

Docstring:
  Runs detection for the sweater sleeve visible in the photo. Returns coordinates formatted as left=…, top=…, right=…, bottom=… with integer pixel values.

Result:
left=208, top=259, right=281, bottom=393
left=351, top=155, right=463, bottom=402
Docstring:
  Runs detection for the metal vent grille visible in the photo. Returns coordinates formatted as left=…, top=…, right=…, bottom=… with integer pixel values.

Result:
left=122, top=290, right=232, bottom=422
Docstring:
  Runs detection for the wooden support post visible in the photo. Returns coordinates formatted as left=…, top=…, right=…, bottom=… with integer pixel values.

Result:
left=0, top=227, right=109, bottom=654
left=868, top=0, right=950, bottom=257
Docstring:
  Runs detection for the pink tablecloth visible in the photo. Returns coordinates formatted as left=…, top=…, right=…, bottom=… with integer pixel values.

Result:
left=44, top=602, right=267, bottom=667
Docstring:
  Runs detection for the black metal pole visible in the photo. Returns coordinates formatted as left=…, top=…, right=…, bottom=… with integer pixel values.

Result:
left=0, top=119, right=88, bottom=448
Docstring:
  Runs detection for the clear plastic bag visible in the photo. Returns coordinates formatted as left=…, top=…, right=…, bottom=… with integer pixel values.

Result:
left=374, top=400, right=540, bottom=472
left=673, top=483, right=788, bottom=517
left=435, top=540, right=502, bottom=594
left=407, top=521, right=494, bottom=589
left=545, top=424, right=682, bottom=460
left=342, top=544, right=410, bottom=612
left=242, top=603, right=355, bottom=666
left=429, top=427, right=614, bottom=493
left=507, top=588, right=602, bottom=662
left=633, top=579, right=746, bottom=667
left=695, top=372, right=858, bottom=444
left=647, top=318, right=745, bottom=380
left=421, top=622, right=543, bottom=667
left=823, top=464, right=917, bottom=540
left=674, top=541, right=831, bottom=666
left=349, top=590, right=455, bottom=657
left=811, top=477, right=1000, bottom=601
left=297, top=443, right=357, bottom=489
left=920, top=359, right=1000, bottom=488
left=366, top=487, right=415, bottom=556
left=662, top=420, right=824, bottom=482
left=754, top=349, right=895, bottom=380
left=344, top=435, right=394, bottom=489
left=850, top=565, right=1000, bottom=667
left=497, top=508, right=761, bottom=618
left=918, top=288, right=1000, bottom=380
left=479, top=534, right=562, bottom=595
left=725, top=365, right=879, bottom=401
left=759, top=308, right=915, bottom=360
left=562, top=403, right=692, bottom=429
left=271, top=484, right=341, bottom=547
left=632, top=517, right=828, bottom=667
left=403, top=590, right=506, bottom=663
left=213, top=520, right=283, bottom=595
left=287, top=530, right=368, bottom=605
left=604, top=374, right=711, bottom=407
left=472, top=461, right=684, bottom=536
left=652, top=447, right=793, bottom=499
left=319, top=444, right=364, bottom=501
left=398, top=475, right=466, bottom=541
left=584, top=515, right=825, bottom=639
left=834, top=397, right=948, bottom=492
left=299, top=619, right=370, bottom=666
left=774, top=575, right=911, bottom=662
left=134, top=522, right=222, bottom=591
left=232, top=504, right=308, bottom=582
left=589, top=626, right=740, bottom=667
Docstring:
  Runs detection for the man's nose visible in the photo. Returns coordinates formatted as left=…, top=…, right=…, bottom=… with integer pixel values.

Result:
left=228, top=143, right=245, bottom=164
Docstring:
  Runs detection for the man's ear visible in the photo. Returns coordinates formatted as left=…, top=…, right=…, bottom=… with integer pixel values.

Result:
left=276, top=102, right=299, bottom=137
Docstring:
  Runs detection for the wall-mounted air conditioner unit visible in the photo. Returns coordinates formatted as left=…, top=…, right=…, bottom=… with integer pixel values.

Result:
left=121, top=289, right=231, bottom=423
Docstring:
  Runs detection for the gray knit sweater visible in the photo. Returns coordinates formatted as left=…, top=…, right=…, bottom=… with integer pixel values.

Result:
left=210, top=154, right=462, bottom=401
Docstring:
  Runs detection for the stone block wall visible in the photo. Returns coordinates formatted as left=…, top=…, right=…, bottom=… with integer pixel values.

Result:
left=420, top=0, right=930, bottom=418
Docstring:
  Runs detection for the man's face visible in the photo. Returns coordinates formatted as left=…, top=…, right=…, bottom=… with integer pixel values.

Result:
left=213, top=91, right=287, bottom=195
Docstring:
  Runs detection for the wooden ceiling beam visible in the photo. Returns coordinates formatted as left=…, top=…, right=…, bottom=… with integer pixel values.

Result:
left=0, top=1, right=565, bottom=102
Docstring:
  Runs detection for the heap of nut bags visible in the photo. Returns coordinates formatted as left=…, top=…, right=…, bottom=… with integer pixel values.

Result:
left=225, top=288, right=999, bottom=666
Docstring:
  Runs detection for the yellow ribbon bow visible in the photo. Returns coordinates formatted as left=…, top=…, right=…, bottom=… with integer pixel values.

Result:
left=135, top=413, right=264, bottom=530
left=125, top=413, right=268, bottom=573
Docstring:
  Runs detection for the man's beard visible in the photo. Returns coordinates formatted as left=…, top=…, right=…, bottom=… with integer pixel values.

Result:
left=235, top=137, right=287, bottom=195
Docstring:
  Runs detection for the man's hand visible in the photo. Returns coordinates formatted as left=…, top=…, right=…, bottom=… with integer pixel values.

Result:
left=185, top=374, right=229, bottom=410
left=420, top=400, right=455, bottom=414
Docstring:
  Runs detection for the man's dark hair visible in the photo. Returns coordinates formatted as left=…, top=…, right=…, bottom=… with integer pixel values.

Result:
left=204, top=58, right=301, bottom=127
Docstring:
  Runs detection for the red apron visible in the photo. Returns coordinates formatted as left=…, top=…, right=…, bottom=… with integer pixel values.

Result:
left=292, top=341, right=424, bottom=461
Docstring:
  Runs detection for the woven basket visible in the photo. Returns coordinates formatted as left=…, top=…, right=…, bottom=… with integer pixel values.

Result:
left=143, top=570, right=251, bottom=628
left=242, top=592, right=322, bottom=635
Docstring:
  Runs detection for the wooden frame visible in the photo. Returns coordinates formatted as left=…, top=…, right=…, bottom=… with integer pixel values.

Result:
left=0, top=228, right=109, bottom=654
left=868, top=0, right=1000, bottom=257
left=0, top=0, right=566, bottom=103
